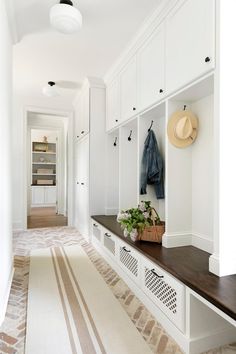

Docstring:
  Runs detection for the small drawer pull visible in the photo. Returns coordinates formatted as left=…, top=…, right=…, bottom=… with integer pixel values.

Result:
left=122, top=246, right=131, bottom=253
left=132, top=107, right=136, bottom=111
left=81, top=130, right=85, bottom=134
left=81, top=182, right=84, bottom=185
left=151, top=269, right=164, bottom=278
left=159, top=89, right=163, bottom=93
left=105, top=232, right=111, bottom=238
left=93, top=223, right=98, bottom=227
left=205, top=56, right=211, bottom=63
left=115, top=119, right=118, bottom=122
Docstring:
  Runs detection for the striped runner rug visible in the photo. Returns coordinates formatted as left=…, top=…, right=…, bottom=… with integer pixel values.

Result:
left=25, top=245, right=153, bottom=354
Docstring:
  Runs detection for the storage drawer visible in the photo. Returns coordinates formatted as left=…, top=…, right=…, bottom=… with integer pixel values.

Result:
left=141, top=257, right=185, bottom=332
left=91, top=221, right=103, bottom=245
left=103, top=231, right=116, bottom=258
left=118, top=240, right=140, bottom=286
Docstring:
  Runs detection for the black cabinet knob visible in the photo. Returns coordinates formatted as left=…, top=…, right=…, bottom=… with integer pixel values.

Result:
left=159, top=89, right=163, bottom=93
left=205, top=57, right=211, bottom=63
left=132, top=107, right=136, bottom=111
left=115, top=119, right=118, bottom=122
left=77, top=135, right=79, bottom=138
left=81, top=182, right=84, bottom=185
left=76, top=182, right=79, bottom=184
left=81, top=131, right=85, bottom=134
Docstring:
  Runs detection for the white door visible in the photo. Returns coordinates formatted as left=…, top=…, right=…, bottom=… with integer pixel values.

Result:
left=137, top=24, right=165, bottom=111
left=166, top=0, right=215, bottom=94
left=106, top=77, right=120, bottom=131
left=74, top=141, right=82, bottom=228
left=79, top=135, right=89, bottom=237
left=81, top=83, right=90, bottom=137
left=120, top=56, right=137, bottom=122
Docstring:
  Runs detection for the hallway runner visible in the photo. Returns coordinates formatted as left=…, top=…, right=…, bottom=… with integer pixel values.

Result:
left=25, top=245, right=153, bottom=354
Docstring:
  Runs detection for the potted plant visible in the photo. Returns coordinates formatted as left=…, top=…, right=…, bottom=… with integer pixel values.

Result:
left=117, top=201, right=165, bottom=243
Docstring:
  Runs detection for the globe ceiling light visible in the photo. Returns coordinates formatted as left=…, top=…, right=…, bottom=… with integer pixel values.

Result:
left=50, top=0, right=83, bottom=34
left=42, top=81, right=59, bottom=97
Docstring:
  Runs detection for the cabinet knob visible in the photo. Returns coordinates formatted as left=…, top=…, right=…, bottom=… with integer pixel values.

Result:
left=159, top=89, right=163, bottom=93
left=105, top=232, right=111, bottom=238
left=81, top=182, right=84, bottom=185
left=77, top=182, right=79, bottom=184
left=77, top=135, right=79, bottom=138
left=205, top=56, right=211, bottom=63
left=93, top=223, right=98, bottom=227
left=115, top=119, right=118, bottom=122
left=81, top=131, right=85, bottom=134
left=132, top=107, right=136, bottom=111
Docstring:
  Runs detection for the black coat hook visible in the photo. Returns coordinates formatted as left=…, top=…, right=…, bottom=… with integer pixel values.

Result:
left=113, top=137, right=117, bottom=147
left=183, top=105, right=187, bottom=111
left=148, top=120, right=154, bottom=132
left=128, top=130, right=132, bottom=141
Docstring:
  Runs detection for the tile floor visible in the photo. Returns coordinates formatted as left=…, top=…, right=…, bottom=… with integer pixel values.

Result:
left=0, top=227, right=235, bottom=354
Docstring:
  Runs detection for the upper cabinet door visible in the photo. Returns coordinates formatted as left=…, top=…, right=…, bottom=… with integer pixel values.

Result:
left=166, top=0, right=215, bottom=94
left=74, top=82, right=90, bottom=140
left=120, top=57, right=137, bottom=122
left=137, top=24, right=165, bottom=111
left=106, top=77, right=120, bottom=131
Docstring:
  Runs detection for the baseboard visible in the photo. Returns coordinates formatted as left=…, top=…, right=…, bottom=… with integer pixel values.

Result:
left=13, top=221, right=24, bottom=231
left=209, top=253, right=236, bottom=277
left=191, top=232, right=213, bottom=253
left=0, top=267, right=14, bottom=326
left=162, top=231, right=213, bottom=253
left=162, top=232, right=192, bottom=248
left=105, top=207, right=118, bottom=215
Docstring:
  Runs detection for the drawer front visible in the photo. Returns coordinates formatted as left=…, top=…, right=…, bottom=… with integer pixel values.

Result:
left=103, top=231, right=116, bottom=257
left=118, top=241, right=140, bottom=285
left=142, top=257, right=185, bottom=332
left=91, top=221, right=103, bottom=245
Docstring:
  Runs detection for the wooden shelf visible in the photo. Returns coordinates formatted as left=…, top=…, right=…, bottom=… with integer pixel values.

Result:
left=32, top=151, right=56, bottom=155
left=32, top=162, right=56, bottom=165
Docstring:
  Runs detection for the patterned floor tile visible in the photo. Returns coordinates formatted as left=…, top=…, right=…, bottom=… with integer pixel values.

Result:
left=0, top=227, right=235, bottom=354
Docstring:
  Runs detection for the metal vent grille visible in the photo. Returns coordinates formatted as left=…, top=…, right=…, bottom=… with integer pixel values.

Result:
left=93, top=226, right=101, bottom=242
left=145, top=267, right=177, bottom=314
left=104, top=236, right=115, bottom=255
left=120, top=247, right=138, bottom=277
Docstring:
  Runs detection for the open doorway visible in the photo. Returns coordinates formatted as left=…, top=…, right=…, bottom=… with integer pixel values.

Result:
left=26, top=111, right=69, bottom=228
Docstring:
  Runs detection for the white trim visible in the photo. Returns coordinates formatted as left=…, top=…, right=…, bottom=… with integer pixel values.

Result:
left=0, top=267, right=14, bottom=326
left=162, top=232, right=192, bottom=248
left=191, top=233, right=213, bottom=254
left=23, top=106, right=74, bottom=229
left=209, top=254, right=236, bottom=277
left=13, top=221, right=24, bottom=231
left=105, top=207, right=119, bottom=215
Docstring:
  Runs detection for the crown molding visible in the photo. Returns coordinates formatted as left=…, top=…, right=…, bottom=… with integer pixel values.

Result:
left=4, top=0, right=19, bottom=44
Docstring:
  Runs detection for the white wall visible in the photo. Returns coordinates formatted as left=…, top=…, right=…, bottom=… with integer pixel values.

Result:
left=12, top=94, right=73, bottom=229
left=0, top=0, right=13, bottom=325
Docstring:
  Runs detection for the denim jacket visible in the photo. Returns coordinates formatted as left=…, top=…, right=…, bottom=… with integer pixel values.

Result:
left=140, top=130, right=164, bottom=199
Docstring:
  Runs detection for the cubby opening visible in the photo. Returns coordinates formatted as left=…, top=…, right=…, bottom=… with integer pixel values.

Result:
left=187, top=292, right=236, bottom=354
left=139, top=102, right=166, bottom=221
left=119, top=119, right=139, bottom=210
left=165, top=75, right=214, bottom=252
left=105, top=130, right=119, bottom=215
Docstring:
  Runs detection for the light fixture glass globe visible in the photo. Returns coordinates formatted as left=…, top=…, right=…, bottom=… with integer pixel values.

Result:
left=50, top=3, right=83, bottom=34
left=42, top=82, right=59, bottom=97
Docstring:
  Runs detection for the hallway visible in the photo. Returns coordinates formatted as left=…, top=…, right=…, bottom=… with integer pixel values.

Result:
left=27, top=207, right=68, bottom=229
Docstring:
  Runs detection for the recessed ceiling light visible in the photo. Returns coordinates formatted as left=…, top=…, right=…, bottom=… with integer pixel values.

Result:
left=42, top=81, right=59, bottom=97
left=50, top=0, right=83, bottom=34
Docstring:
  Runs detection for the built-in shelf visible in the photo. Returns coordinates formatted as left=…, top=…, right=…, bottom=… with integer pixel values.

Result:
left=32, top=151, right=56, bottom=155
left=32, top=173, right=56, bottom=176
left=32, top=162, right=56, bottom=165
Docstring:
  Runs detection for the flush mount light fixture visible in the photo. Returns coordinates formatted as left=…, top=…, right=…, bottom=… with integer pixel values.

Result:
left=50, top=0, right=83, bottom=34
left=42, top=81, right=59, bottom=97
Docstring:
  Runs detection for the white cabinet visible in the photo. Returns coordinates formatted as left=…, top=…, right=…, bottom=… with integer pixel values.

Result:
left=137, top=24, right=165, bottom=110
left=166, top=0, right=215, bottom=93
left=118, top=239, right=141, bottom=286
left=31, top=186, right=57, bottom=207
left=74, top=78, right=106, bottom=241
left=141, top=256, right=185, bottom=332
left=74, top=136, right=89, bottom=238
left=120, top=57, right=137, bottom=122
left=106, top=77, right=120, bottom=131
left=102, top=230, right=117, bottom=259
left=74, top=80, right=90, bottom=140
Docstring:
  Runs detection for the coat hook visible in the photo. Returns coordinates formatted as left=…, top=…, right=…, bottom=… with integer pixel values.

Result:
left=183, top=105, right=187, bottom=111
left=113, top=137, right=117, bottom=147
left=128, top=130, right=132, bottom=141
left=148, top=120, right=154, bottom=132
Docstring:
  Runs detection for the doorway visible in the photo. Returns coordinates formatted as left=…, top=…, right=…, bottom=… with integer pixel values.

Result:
left=26, top=111, right=70, bottom=228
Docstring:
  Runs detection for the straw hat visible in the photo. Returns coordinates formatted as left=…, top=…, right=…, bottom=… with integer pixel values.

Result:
left=167, top=110, right=198, bottom=148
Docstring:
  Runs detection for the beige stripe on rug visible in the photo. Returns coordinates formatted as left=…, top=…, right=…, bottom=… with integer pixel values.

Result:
left=25, top=245, right=153, bottom=354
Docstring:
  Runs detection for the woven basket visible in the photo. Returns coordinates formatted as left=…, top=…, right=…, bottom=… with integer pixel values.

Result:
left=138, top=208, right=165, bottom=243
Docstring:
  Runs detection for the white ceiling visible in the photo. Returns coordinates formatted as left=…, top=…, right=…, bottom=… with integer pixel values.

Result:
left=12, top=0, right=161, bottom=104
